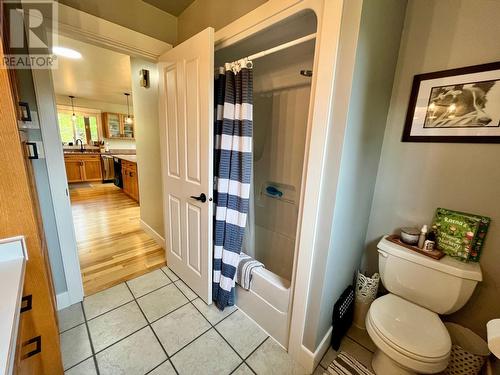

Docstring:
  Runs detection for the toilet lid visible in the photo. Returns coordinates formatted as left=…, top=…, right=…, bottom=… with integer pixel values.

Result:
left=369, top=294, right=451, bottom=359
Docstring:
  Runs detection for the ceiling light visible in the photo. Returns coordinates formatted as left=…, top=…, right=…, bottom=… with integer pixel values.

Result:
left=53, top=46, right=82, bottom=59
left=124, top=93, right=133, bottom=124
left=69, top=95, right=77, bottom=121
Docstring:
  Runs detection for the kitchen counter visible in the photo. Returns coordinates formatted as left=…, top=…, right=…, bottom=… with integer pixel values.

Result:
left=0, top=237, right=27, bottom=375
left=63, top=150, right=100, bottom=154
left=62, top=151, right=137, bottom=163
left=112, top=154, right=137, bottom=163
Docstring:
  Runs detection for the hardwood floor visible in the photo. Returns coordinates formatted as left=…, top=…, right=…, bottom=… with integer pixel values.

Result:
left=70, top=182, right=165, bottom=296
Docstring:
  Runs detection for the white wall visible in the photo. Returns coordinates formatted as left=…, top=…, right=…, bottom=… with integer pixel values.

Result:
left=364, top=0, right=500, bottom=338
left=253, top=87, right=310, bottom=280
left=58, top=0, right=178, bottom=45
left=130, top=58, right=165, bottom=239
left=177, top=0, right=268, bottom=43
left=252, top=45, right=312, bottom=279
left=302, top=0, right=407, bottom=351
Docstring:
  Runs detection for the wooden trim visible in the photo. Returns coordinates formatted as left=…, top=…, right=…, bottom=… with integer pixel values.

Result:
left=57, top=106, right=105, bottom=144
left=57, top=104, right=102, bottom=114
left=102, top=112, right=135, bottom=140
left=402, top=61, right=500, bottom=143
left=0, top=39, right=63, bottom=374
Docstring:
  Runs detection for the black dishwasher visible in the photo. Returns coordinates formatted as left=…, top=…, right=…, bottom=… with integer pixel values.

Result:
left=113, top=157, right=123, bottom=188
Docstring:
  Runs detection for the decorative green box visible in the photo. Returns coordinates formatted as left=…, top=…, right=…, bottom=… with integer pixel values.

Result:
left=431, top=208, right=490, bottom=262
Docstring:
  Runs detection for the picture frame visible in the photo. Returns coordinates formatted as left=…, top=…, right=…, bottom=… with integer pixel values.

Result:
left=402, top=61, right=500, bottom=143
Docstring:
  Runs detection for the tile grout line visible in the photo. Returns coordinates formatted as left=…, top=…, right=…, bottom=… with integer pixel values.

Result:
left=177, top=282, right=263, bottom=375
left=164, top=268, right=249, bottom=374
left=346, top=333, right=375, bottom=354
left=190, top=301, right=244, bottom=362
left=143, top=358, right=170, bottom=375
left=212, top=324, right=246, bottom=361
left=62, top=354, right=94, bottom=373
left=149, top=299, right=192, bottom=325
left=241, top=336, right=269, bottom=375
left=85, top=305, right=179, bottom=372
left=93, top=324, right=148, bottom=356
left=167, top=326, right=214, bottom=358
left=132, top=276, right=173, bottom=298
left=84, top=278, right=174, bottom=323
left=81, top=286, right=193, bottom=359
left=244, top=335, right=269, bottom=361
left=163, top=266, right=274, bottom=375
left=59, top=321, right=87, bottom=335
left=78, top=267, right=264, bottom=375
left=186, top=305, right=245, bottom=374
left=122, top=281, right=179, bottom=375
left=80, top=301, right=101, bottom=375
left=159, top=266, right=179, bottom=283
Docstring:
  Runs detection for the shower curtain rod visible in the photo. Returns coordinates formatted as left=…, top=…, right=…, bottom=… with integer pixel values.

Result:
left=246, top=33, right=316, bottom=61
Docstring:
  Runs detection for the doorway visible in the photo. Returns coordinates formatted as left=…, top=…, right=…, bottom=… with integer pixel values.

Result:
left=51, top=35, right=165, bottom=295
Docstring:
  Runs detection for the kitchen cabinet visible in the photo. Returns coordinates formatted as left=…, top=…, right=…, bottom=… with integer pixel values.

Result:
left=102, top=112, right=135, bottom=139
left=102, top=112, right=121, bottom=138
left=64, top=158, right=84, bottom=182
left=121, top=160, right=139, bottom=202
left=83, top=157, right=103, bottom=181
left=64, top=154, right=103, bottom=182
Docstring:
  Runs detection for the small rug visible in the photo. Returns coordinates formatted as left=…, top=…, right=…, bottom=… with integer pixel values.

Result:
left=324, top=352, right=374, bottom=375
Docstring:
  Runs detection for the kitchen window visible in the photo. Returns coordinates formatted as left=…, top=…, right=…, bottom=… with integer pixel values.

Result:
left=57, top=106, right=102, bottom=145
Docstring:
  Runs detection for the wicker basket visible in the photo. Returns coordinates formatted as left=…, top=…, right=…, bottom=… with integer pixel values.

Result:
left=353, top=271, right=379, bottom=329
left=444, top=323, right=490, bottom=375
left=355, top=271, right=380, bottom=303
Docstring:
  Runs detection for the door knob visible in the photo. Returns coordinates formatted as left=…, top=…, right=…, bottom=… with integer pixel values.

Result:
left=190, top=193, right=207, bottom=203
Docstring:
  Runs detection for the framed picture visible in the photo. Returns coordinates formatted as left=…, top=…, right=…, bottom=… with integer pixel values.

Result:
left=402, top=61, right=500, bottom=143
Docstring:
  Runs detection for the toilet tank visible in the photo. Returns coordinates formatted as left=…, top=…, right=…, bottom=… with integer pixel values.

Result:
left=377, top=236, right=482, bottom=314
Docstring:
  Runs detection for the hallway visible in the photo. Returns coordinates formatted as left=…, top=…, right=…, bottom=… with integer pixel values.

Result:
left=70, top=183, right=165, bottom=295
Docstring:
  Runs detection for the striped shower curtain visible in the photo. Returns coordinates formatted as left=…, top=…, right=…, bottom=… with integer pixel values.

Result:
left=213, top=61, right=253, bottom=309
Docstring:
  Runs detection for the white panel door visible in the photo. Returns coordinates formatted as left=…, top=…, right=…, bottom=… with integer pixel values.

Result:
left=158, top=28, right=214, bottom=303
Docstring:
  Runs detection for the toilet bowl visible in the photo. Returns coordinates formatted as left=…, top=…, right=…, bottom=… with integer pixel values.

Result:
left=367, top=236, right=482, bottom=375
left=366, top=294, right=450, bottom=374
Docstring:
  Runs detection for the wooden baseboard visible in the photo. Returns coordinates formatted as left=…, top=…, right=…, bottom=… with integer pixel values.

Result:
left=140, top=219, right=165, bottom=249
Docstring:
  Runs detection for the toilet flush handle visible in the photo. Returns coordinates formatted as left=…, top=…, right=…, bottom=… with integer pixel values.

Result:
left=377, top=249, right=388, bottom=258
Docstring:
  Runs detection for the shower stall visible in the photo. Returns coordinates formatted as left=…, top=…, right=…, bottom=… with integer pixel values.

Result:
left=215, top=10, right=317, bottom=345
left=159, top=0, right=349, bottom=359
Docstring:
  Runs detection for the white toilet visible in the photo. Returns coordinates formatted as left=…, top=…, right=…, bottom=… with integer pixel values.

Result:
left=366, top=236, right=482, bottom=375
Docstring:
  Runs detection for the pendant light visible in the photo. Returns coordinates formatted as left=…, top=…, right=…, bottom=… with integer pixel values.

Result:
left=124, top=93, right=133, bottom=124
left=69, top=95, right=76, bottom=121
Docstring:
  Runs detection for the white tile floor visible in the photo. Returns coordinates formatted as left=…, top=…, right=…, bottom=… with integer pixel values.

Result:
left=58, top=266, right=376, bottom=375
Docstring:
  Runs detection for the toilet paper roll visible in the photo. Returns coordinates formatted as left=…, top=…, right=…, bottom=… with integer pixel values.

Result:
left=487, top=319, right=500, bottom=358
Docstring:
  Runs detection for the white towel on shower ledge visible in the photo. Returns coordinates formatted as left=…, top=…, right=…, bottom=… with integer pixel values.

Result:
left=236, top=252, right=264, bottom=290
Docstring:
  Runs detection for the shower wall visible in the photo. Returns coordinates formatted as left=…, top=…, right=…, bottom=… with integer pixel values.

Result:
left=252, top=87, right=310, bottom=281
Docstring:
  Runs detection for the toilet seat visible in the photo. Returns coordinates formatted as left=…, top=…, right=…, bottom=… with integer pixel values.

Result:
left=367, top=294, right=451, bottom=373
